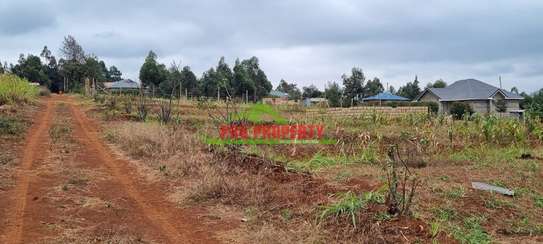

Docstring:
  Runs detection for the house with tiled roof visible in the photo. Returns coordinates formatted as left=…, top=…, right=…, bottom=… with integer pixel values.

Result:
left=414, top=79, right=523, bottom=115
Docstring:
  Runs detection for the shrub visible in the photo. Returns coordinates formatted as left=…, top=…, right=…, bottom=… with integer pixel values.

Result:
left=320, top=192, right=366, bottom=228
left=450, top=102, right=473, bottom=120
left=0, top=117, right=24, bottom=135
left=0, top=74, right=39, bottom=105
left=495, top=99, right=507, bottom=112
left=39, top=86, right=51, bottom=96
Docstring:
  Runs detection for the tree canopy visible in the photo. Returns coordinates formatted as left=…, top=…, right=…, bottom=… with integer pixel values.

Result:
left=397, top=76, right=422, bottom=100
left=302, top=85, right=323, bottom=98
left=364, top=77, right=384, bottom=97
left=342, top=67, right=365, bottom=106
left=325, top=82, right=343, bottom=107
left=276, top=79, right=302, bottom=100
left=426, top=79, right=447, bottom=89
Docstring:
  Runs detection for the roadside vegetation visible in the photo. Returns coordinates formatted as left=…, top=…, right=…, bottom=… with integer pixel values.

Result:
left=0, top=74, right=39, bottom=105
left=90, top=93, right=543, bottom=243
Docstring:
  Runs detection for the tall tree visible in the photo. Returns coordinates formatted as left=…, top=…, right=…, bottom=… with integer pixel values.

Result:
left=60, top=35, right=85, bottom=64
left=325, top=81, right=343, bottom=107
left=180, top=66, right=199, bottom=97
left=200, top=67, right=218, bottom=98
left=11, top=54, right=49, bottom=85
left=59, top=36, right=86, bottom=91
left=364, top=77, right=384, bottom=97
left=216, top=57, right=233, bottom=98
left=510, top=87, right=519, bottom=94
left=388, top=85, right=396, bottom=94
left=342, top=67, right=365, bottom=106
left=241, top=57, right=272, bottom=100
left=159, top=62, right=182, bottom=97
left=108, top=66, right=122, bottom=81
left=139, top=51, right=167, bottom=91
left=397, top=76, right=422, bottom=100
left=302, top=85, right=323, bottom=98
left=231, top=58, right=254, bottom=99
left=276, top=79, right=301, bottom=100
left=83, top=56, right=105, bottom=82
left=426, top=79, right=447, bottom=88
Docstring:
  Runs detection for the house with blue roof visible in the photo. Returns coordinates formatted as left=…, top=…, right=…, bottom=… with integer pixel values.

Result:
left=361, top=92, right=410, bottom=102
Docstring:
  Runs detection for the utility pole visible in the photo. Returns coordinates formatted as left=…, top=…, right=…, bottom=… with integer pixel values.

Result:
left=499, top=76, right=502, bottom=89
left=245, top=90, right=248, bottom=103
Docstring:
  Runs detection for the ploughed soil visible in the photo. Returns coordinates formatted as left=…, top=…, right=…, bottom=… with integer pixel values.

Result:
left=0, top=95, right=234, bottom=244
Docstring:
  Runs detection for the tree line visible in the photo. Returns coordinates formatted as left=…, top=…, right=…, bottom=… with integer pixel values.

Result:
left=0, top=35, right=122, bottom=93
left=138, top=52, right=273, bottom=101
left=1, top=35, right=542, bottom=114
left=274, top=68, right=444, bottom=107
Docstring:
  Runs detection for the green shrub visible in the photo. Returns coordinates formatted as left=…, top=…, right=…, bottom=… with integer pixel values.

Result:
left=0, top=117, right=24, bottom=135
left=0, top=74, right=39, bottom=105
left=319, top=192, right=366, bottom=228
left=450, top=102, right=473, bottom=120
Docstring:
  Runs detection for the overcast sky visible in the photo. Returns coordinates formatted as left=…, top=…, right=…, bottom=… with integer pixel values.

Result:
left=1, top=0, right=542, bottom=92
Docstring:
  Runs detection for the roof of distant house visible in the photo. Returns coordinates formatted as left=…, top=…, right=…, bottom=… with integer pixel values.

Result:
left=107, top=79, right=140, bottom=89
left=305, top=97, right=328, bottom=102
left=415, top=79, right=523, bottom=101
left=361, top=92, right=410, bottom=101
left=268, top=90, right=288, bottom=98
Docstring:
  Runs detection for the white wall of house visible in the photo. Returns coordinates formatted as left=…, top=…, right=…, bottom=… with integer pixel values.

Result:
left=418, top=90, right=521, bottom=115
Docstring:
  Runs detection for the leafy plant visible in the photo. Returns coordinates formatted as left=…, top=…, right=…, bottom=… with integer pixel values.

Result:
left=319, top=191, right=366, bottom=228
left=0, top=117, right=23, bottom=135
left=450, top=102, right=473, bottom=120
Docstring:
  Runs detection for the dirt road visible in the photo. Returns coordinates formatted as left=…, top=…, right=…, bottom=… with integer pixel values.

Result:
left=0, top=96, right=223, bottom=244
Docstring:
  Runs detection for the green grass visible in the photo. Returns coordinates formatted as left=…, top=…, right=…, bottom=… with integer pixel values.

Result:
left=0, top=117, right=24, bottom=136
left=444, top=186, right=465, bottom=199
left=452, top=216, right=491, bottom=244
left=319, top=191, right=385, bottom=228
left=484, top=194, right=514, bottom=209
left=449, top=145, right=526, bottom=168
left=432, top=207, right=457, bottom=222
left=289, top=150, right=379, bottom=172
left=0, top=74, right=39, bottom=105
left=534, top=194, right=543, bottom=208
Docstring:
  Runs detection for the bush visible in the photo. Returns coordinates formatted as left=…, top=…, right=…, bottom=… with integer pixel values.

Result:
left=39, top=86, right=51, bottom=96
left=0, top=74, right=39, bottom=105
left=450, top=102, right=473, bottom=119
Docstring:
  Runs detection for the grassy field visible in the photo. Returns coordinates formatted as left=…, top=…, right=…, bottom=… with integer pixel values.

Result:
left=92, top=94, right=543, bottom=243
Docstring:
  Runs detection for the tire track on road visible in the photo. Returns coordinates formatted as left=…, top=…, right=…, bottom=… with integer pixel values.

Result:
left=1, top=99, right=54, bottom=244
left=68, top=101, right=217, bottom=244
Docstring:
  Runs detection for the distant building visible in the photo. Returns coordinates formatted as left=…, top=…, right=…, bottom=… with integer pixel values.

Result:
left=303, top=97, right=328, bottom=107
left=104, top=79, right=140, bottom=92
left=414, top=79, right=523, bottom=115
left=263, top=90, right=289, bottom=105
left=361, top=92, right=410, bottom=103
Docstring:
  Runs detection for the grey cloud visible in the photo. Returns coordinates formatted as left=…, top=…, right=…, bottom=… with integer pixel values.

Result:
left=0, top=0, right=542, bottom=92
left=0, top=2, right=57, bottom=35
